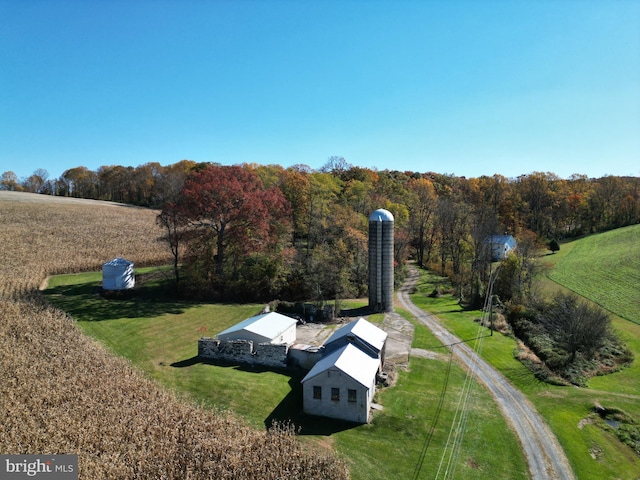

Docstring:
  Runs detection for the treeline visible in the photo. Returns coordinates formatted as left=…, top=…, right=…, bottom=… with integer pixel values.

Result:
left=3, top=159, right=639, bottom=304
left=4, top=160, right=639, bottom=237
left=1, top=161, right=199, bottom=207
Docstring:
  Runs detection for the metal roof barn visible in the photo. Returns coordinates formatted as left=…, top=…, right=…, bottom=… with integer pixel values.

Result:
left=301, top=343, right=381, bottom=423
left=324, top=317, right=387, bottom=360
left=216, top=312, right=297, bottom=345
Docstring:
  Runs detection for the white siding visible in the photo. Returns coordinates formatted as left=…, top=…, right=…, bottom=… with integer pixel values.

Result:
left=301, top=343, right=380, bottom=423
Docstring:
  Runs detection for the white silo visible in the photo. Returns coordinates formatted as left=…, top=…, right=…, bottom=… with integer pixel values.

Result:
left=368, top=209, right=394, bottom=312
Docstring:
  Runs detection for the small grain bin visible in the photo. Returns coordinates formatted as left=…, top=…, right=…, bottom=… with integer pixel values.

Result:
left=102, top=257, right=135, bottom=290
left=368, top=208, right=394, bottom=312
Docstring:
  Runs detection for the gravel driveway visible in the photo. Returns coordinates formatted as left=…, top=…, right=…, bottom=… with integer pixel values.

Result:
left=397, top=267, right=575, bottom=480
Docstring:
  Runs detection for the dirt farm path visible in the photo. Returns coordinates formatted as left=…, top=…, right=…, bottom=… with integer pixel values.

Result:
left=397, top=267, right=575, bottom=480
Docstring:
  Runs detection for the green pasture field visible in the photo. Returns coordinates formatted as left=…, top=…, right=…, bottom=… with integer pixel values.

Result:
left=410, top=269, right=640, bottom=480
left=545, top=224, right=640, bottom=325
left=44, top=268, right=528, bottom=480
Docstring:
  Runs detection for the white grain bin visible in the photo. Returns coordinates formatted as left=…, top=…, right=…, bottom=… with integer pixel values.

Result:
left=102, top=257, right=135, bottom=290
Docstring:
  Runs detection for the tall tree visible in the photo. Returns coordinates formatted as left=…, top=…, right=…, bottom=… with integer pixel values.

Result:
left=61, top=166, right=97, bottom=198
left=516, top=172, right=560, bottom=237
left=279, top=167, right=311, bottom=246
left=157, top=202, right=189, bottom=287
left=407, top=177, right=437, bottom=267
left=22, top=168, right=49, bottom=193
left=306, top=172, right=343, bottom=258
left=466, top=204, right=500, bottom=307
left=179, top=165, right=291, bottom=287
left=541, top=293, right=611, bottom=363
left=435, top=196, right=469, bottom=282
left=1, top=171, right=22, bottom=191
left=156, top=160, right=196, bottom=205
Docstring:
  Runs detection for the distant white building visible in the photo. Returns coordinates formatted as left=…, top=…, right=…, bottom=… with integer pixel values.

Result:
left=217, top=312, right=297, bottom=345
left=102, top=257, right=135, bottom=290
left=301, top=343, right=381, bottom=424
left=485, top=235, right=517, bottom=261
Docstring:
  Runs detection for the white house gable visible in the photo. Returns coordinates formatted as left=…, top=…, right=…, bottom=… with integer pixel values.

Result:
left=302, top=343, right=380, bottom=423
left=485, top=235, right=517, bottom=261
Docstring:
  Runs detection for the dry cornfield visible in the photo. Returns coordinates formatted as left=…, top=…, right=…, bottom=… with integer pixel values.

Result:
left=0, top=191, right=348, bottom=479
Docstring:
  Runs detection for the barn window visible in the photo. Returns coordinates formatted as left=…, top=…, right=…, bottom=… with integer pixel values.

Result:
left=313, top=386, right=322, bottom=399
left=331, top=388, right=340, bottom=401
left=348, top=389, right=357, bottom=403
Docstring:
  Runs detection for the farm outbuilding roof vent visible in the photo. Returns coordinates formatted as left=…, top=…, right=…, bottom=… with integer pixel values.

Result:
left=102, top=257, right=135, bottom=290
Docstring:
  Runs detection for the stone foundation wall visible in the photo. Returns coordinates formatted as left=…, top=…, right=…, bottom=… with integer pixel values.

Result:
left=198, top=337, right=289, bottom=369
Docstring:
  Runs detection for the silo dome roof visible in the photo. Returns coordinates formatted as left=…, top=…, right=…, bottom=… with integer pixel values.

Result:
left=369, top=208, right=394, bottom=222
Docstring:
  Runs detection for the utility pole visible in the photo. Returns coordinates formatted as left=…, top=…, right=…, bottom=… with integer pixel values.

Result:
left=489, top=294, right=493, bottom=336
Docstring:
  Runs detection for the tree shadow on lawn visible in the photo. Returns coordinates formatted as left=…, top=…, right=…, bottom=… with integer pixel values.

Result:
left=43, top=279, right=189, bottom=322
left=170, top=357, right=359, bottom=435
left=339, top=305, right=375, bottom=318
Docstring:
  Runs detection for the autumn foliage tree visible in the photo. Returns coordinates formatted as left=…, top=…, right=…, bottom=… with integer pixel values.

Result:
left=171, top=165, right=291, bottom=299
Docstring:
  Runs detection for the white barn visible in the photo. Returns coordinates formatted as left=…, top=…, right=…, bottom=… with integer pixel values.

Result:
left=217, top=312, right=297, bottom=345
left=301, top=343, right=380, bottom=423
left=102, top=257, right=135, bottom=290
left=324, top=317, right=387, bottom=365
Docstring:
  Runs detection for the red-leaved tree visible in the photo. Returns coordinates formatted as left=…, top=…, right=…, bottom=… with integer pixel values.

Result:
left=179, top=165, right=291, bottom=292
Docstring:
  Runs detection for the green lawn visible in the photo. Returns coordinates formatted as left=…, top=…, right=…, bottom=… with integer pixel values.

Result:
left=546, top=224, right=640, bottom=324
left=44, top=268, right=528, bottom=480
left=410, top=268, right=640, bottom=480
left=333, top=355, right=528, bottom=480
left=44, top=242, right=640, bottom=480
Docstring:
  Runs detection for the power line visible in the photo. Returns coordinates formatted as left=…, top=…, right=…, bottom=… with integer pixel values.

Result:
left=412, top=346, right=454, bottom=480
left=435, top=263, right=501, bottom=479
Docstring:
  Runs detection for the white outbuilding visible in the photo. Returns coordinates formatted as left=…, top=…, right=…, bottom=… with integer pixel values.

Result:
left=301, top=343, right=380, bottom=423
left=324, top=317, right=387, bottom=365
left=217, top=311, right=297, bottom=345
left=102, top=257, right=135, bottom=290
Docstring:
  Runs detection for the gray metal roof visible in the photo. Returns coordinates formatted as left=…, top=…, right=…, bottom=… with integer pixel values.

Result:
left=301, top=343, right=380, bottom=387
left=217, top=312, right=297, bottom=341
left=325, top=317, right=387, bottom=352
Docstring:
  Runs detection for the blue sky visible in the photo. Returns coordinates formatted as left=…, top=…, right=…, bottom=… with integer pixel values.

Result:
left=2, top=0, right=639, bottom=181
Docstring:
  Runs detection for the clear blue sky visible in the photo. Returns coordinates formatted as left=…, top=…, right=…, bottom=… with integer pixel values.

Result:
left=2, top=0, right=639, bottom=181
